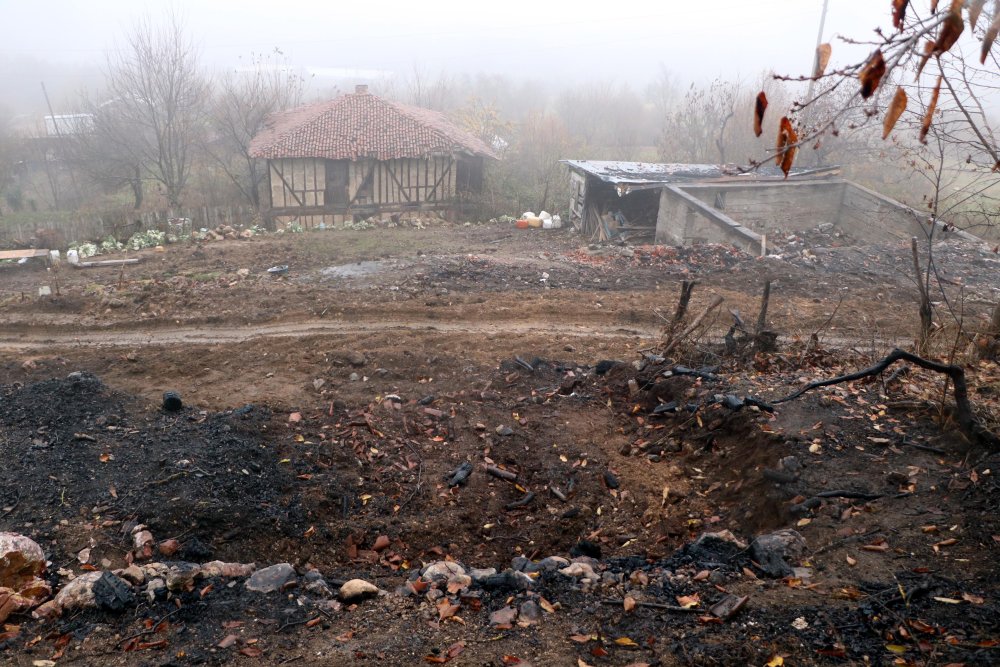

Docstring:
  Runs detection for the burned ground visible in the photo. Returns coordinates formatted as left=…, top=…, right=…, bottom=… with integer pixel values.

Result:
left=0, top=222, right=998, bottom=666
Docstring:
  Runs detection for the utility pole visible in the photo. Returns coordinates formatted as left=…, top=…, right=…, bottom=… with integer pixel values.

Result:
left=41, top=81, right=83, bottom=207
left=803, top=0, right=831, bottom=130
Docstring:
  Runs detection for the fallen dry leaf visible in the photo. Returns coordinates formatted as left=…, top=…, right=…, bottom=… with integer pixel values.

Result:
left=962, top=592, right=985, bottom=604
left=613, top=637, right=639, bottom=647
left=676, top=594, right=700, bottom=608
left=623, top=596, right=636, bottom=613
left=846, top=555, right=857, bottom=567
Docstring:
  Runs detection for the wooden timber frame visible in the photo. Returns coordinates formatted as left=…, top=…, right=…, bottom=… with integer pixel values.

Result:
left=265, top=153, right=483, bottom=228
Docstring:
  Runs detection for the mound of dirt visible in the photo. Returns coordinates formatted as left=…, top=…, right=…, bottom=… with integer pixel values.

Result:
left=0, top=373, right=312, bottom=566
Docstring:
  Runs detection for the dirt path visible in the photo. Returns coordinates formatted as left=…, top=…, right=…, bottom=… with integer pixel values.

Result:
left=0, top=316, right=895, bottom=351
left=0, top=317, right=659, bottom=349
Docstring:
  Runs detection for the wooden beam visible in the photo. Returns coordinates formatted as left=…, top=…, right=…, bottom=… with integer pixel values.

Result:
left=384, top=160, right=412, bottom=203
left=0, top=249, right=50, bottom=260
left=270, top=162, right=305, bottom=207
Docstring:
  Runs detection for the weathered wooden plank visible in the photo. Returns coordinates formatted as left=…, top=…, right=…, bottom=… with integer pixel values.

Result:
left=0, top=249, right=49, bottom=260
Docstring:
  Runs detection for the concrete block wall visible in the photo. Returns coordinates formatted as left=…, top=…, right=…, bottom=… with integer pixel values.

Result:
left=653, top=178, right=980, bottom=249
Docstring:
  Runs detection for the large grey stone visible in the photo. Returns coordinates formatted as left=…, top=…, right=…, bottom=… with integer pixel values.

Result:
left=751, top=529, right=807, bottom=577
left=246, top=563, right=296, bottom=593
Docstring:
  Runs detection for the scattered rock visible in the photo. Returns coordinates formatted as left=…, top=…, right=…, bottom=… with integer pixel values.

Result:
left=422, top=561, right=466, bottom=581
left=686, top=530, right=748, bottom=565
left=346, top=351, right=367, bottom=367
left=339, top=578, right=378, bottom=602
left=145, top=578, right=167, bottom=602
left=31, top=599, right=62, bottom=620
left=477, top=569, right=533, bottom=592
left=246, top=563, right=296, bottom=593
left=55, top=571, right=133, bottom=612
left=132, top=528, right=155, bottom=560
left=118, top=564, right=145, bottom=585
left=199, top=561, right=256, bottom=578
left=490, top=605, right=518, bottom=628
left=559, top=562, right=598, bottom=580
left=303, top=571, right=333, bottom=597
left=468, top=567, right=497, bottom=584
left=518, top=600, right=543, bottom=625
left=0, top=533, right=50, bottom=622
left=751, top=529, right=807, bottom=578
left=165, top=562, right=201, bottom=592
left=158, top=538, right=180, bottom=557
left=0, top=532, right=45, bottom=589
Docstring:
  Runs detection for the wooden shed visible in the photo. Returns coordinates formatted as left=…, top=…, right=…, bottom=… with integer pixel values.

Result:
left=249, top=85, right=497, bottom=228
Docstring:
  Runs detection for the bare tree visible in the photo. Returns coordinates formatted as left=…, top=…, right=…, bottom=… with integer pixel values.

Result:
left=0, top=108, right=20, bottom=214
left=81, top=12, right=206, bottom=210
left=661, top=75, right=790, bottom=165
left=771, top=1, right=1000, bottom=183
left=206, top=49, right=305, bottom=209
left=771, top=2, right=1000, bottom=358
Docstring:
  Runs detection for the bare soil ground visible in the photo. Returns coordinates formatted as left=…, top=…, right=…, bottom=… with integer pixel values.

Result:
left=0, top=222, right=998, bottom=666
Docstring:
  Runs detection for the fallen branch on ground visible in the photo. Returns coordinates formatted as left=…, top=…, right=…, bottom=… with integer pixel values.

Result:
left=661, top=295, right=724, bottom=357
left=774, top=348, right=999, bottom=451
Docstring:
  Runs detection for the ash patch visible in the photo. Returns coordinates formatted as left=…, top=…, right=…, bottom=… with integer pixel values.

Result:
left=0, top=372, right=309, bottom=564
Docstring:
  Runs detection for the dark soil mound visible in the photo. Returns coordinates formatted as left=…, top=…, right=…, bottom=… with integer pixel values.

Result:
left=0, top=372, right=308, bottom=565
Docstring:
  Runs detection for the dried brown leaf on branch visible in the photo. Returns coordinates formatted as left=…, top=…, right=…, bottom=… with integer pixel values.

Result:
left=920, top=76, right=942, bottom=143
left=969, top=0, right=987, bottom=29
left=753, top=92, right=768, bottom=137
left=882, top=86, right=908, bottom=139
left=859, top=50, right=886, bottom=98
left=893, top=0, right=909, bottom=30
left=775, top=116, right=798, bottom=177
left=933, top=1, right=965, bottom=56
left=815, top=43, right=832, bottom=78
left=918, top=40, right=936, bottom=75
left=930, top=0, right=939, bottom=12
left=982, top=5, right=1000, bottom=64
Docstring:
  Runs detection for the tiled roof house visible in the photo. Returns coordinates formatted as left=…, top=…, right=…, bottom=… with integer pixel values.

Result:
left=249, top=85, right=496, bottom=228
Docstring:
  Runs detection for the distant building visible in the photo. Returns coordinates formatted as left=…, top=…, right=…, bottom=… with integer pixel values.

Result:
left=43, top=114, right=94, bottom=137
left=562, top=159, right=982, bottom=249
left=249, top=85, right=497, bottom=227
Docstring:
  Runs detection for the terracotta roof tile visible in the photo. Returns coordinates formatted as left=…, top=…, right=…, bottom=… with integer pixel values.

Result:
left=249, top=91, right=497, bottom=161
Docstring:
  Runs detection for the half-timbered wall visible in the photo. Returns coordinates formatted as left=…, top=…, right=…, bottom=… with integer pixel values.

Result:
left=269, top=159, right=326, bottom=208
left=341, top=157, right=458, bottom=207
left=266, top=155, right=484, bottom=229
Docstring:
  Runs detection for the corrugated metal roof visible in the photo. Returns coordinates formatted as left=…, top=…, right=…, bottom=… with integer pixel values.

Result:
left=562, top=160, right=838, bottom=193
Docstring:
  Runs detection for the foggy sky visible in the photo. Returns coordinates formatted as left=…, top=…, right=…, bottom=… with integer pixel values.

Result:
left=1, top=0, right=889, bottom=113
